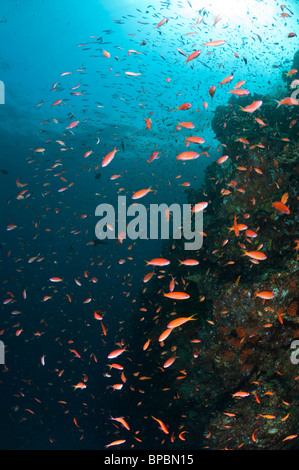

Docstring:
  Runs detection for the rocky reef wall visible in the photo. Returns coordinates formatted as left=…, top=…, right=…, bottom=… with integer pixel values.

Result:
left=128, top=51, right=299, bottom=450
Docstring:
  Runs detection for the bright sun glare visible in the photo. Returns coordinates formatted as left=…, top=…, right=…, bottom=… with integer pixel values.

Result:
left=186, top=0, right=275, bottom=21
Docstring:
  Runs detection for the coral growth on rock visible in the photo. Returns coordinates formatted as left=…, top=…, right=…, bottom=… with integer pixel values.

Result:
left=129, top=50, right=299, bottom=450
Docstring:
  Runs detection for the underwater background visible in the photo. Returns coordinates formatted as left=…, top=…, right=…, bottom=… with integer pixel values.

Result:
left=0, top=0, right=298, bottom=450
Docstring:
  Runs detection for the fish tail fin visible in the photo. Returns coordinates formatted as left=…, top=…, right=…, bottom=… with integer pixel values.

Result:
left=275, top=100, right=281, bottom=109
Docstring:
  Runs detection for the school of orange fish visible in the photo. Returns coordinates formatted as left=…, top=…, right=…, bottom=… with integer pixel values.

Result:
left=2, top=1, right=299, bottom=450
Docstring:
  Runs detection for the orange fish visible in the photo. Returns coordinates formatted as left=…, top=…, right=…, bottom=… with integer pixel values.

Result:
left=233, top=215, right=239, bottom=237
left=255, top=291, right=275, bottom=300
left=272, top=201, right=290, bottom=214
left=281, top=193, right=288, bottom=204
left=109, top=416, right=130, bottom=430
left=102, top=147, right=119, bottom=168
left=192, top=202, right=208, bottom=213
left=163, top=356, right=176, bottom=368
left=107, top=348, right=127, bottom=359
left=255, top=117, right=267, bottom=126
left=234, top=80, right=246, bottom=89
left=132, top=187, right=153, bottom=200
left=240, top=101, right=263, bottom=113
left=204, top=40, right=226, bottom=47
left=217, top=155, right=229, bottom=164
left=282, top=435, right=297, bottom=441
left=151, top=416, right=169, bottom=434
left=179, top=431, right=188, bottom=441
left=178, top=121, right=195, bottom=129
left=143, top=272, right=155, bottom=283
left=163, top=292, right=190, bottom=300
left=155, top=17, right=169, bottom=29
left=219, top=74, right=234, bottom=87
left=72, top=382, right=86, bottom=390
left=177, top=103, right=192, bottom=110
left=169, top=276, right=176, bottom=291
left=94, top=311, right=103, bottom=320
left=105, top=439, right=126, bottom=448
left=286, top=68, right=298, bottom=76
left=242, top=250, right=267, bottom=261
left=145, top=258, right=170, bottom=266
left=50, top=277, right=63, bottom=282
left=232, top=391, right=249, bottom=398
left=108, top=363, right=124, bottom=371
left=186, top=50, right=201, bottom=63
left=185, top=136, right=205, bottom=144
left=176, top=151, right=199, bottom=161
left=167, top=315, right=196, bottom=329
left=51, top=99, right=62, bottom=107
left=125, top=71, right=141, bottom=76
left=66, top=120, right=79, bottom=130
left=228, top=89, right=250, bottom=96
left=69, top=349, right=81, bottom=358
left=275, top=98, right=298, bottom=107
left=213, top=15, right=221, bottom=27
left=159, top=328, right=173, bottom=342
left=179, top=259, right=199, bottom=266
left=144, top=118, right=152, bottom=129
left=209, top=86, right=216, bottom=98
left=245, top=230, right=258, bottom=239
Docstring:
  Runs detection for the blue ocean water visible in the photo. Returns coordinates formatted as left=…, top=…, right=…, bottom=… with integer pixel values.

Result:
left=0, top=0, right=298, bottom=451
